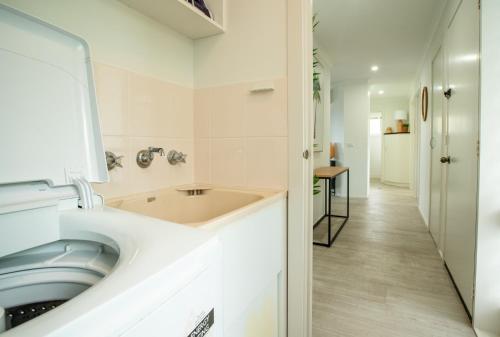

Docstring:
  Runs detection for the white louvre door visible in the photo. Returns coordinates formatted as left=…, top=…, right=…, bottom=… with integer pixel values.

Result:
left=443, top=0, right=480, bottom=314
left=429, top=47, right=445, bottom=249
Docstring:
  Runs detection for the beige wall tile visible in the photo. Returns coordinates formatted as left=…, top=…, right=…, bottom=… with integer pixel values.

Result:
left=127, top=137, right=194, bottom=193
left=95, top=70, right=288, bottom=198
left=210, top=85, right=245, bottom=138
left=244, top=79, right=287, bottom=137
left=194, top=87, right=213, bottom=138
left=246, top=137, right=288, bottom=189
left=210, top=138, right=246, bottom=187
left=163, top=138, right=194, bottom=185
left=93, top=63, right=195, bottom=199
left=94, top=63, right=129, bottom=136
left=93, top=136, right=130, bottom=198
left=193, top=78, right=288, bottom=189
left=194, top=138, right=211, bottom=183
left=128, top=73, right=173, bottom=138
left=169, top=85, right=194, bottom=139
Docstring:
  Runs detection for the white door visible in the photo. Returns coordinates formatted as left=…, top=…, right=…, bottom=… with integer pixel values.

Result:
left=429, top=47, right=445, bottom=249
left=443, top=0, right=480, bottom=314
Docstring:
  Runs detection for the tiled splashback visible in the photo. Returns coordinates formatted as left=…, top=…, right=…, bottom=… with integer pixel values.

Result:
left=93, top=63, right=287, bottom=198
left=194, top=79, right=288, bottom=189
left=92, top=63, right=194, bottom=199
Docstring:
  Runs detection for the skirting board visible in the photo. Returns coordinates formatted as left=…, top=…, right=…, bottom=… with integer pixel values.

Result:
left=418, top=206, right=429, bottom=228
left=474, top=328, right=499, bottom=337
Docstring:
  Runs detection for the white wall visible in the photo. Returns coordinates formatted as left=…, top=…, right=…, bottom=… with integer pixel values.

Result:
left=331, top=81, right=370, bottom=198
left=371, top=97, right=410, bottom=132
left=0, top=0, right=194, bottom=87
left=474, top=1, right=500, bottom=336
left=192, top=0, right=288, bottom=190
left=194, top=0, right=287, bottom=88
left=0, top=0, right=198, bottom=199
left=369, top=116, right=382, bottom=178
left=331, top=85, right=345, bottom=163
left=371, top=97, right=410, bottom=182
left=411, top=0, right=461, bottom=224
left=313, top=59, right=332, bottom=224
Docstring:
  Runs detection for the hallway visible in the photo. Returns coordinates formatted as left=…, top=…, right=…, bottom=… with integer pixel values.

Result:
left=312, top=181, right=475, bottom=337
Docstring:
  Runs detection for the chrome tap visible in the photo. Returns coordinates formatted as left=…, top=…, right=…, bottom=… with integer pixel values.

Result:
left=105, top=151, right=123, bottom=171
left=167, top=150, right=187, bottom=165
left=136, top=147, right=165, bottom=168
left=148, top=147, right=165, bottom=156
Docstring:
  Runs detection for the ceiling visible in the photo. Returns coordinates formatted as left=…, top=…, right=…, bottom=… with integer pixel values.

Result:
left=314, top=0, right=447, bottom=97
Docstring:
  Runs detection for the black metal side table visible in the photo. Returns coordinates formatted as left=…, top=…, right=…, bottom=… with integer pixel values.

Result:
left=313, top=166, right=350, bottom=248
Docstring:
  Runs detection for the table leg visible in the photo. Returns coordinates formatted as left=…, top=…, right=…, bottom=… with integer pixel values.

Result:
left=327, top=177, right=332, bottom=247
left=313, top=170, right=350, bottom=247
left=347, top=169, right=350, bottom=217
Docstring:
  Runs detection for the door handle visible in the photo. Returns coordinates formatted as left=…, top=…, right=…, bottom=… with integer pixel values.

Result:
left=440, top=156, right=451, bottom=164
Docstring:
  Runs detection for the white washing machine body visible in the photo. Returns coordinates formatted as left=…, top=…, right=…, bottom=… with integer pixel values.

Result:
left=0, top=4, right=223, bottom=337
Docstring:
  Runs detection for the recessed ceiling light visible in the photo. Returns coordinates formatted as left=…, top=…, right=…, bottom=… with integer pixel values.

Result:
left=371, top=65, right=379, bottom=72
left=378, top=90, right=384, bottom=95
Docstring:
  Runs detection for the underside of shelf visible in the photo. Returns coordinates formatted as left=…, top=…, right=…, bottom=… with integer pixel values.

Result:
left=120, top=0, right=224, bottom=39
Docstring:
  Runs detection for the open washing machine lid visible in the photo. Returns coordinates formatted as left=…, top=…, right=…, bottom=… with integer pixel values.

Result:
left=0, top=4, right=108, bottom=188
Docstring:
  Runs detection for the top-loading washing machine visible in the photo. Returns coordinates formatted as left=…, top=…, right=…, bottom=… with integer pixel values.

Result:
left=0, top=4, right=222, bottom=337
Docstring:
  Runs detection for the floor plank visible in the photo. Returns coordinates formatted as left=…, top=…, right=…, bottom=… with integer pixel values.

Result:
left=313, top=181, right=475, bottom=337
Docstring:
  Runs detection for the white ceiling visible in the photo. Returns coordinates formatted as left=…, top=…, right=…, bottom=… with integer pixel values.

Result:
left=314, top=0, right=447, bottom=97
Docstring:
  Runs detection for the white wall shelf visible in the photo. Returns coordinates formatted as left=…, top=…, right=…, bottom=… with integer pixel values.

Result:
left=120, top=0, right=224, bottom=39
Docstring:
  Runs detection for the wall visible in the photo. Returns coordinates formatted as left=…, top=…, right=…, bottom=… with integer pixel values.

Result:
left=331, top=81, right=370, bottom=198
left=411, top=0, right=461, bottom=224
left=1, top=0, right=289, bottom=197
left=0, top=0, right=196, bottom=199
left=331, top=84, right=345, bottom=171
left=0, top=0, right=194, bottom=86
left=369, top=114, right=382, bottom=178
left=194, top=0, right=286, bottom=88
left=193, top=0, right=288, bottom=189
left=474, top=1, right=500, bottom=336
left=92, top=63, right=194, bottom=198
left=371, top=97, right=412, bottom=186
left=371, top=97, right=410, bottom=132
left=313, top=58, right=332, bottom=224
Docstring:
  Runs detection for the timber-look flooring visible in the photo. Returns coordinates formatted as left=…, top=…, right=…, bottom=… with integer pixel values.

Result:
left=313, top=180, right=475, bottom=337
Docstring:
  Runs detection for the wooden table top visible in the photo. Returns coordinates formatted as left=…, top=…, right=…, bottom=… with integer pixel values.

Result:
left=314, top=166, right=349, bottom=178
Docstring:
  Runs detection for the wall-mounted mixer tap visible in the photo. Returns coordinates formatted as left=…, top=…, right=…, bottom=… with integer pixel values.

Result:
left=167, top=150, right=187, bottom=165
left=136, top=147, right=165, bottom=168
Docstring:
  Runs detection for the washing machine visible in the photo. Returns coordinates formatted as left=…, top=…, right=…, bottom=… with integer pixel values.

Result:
left=0, top=4, right=222, bottom=337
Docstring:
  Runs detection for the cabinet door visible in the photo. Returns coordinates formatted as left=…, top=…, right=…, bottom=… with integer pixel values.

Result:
left=444, top=0, right=480, bottom=314
left=383, top=134, right=410, bottom=185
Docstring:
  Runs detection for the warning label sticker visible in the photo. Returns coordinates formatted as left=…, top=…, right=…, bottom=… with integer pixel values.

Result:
left=187, top=309, right=214, bottom=337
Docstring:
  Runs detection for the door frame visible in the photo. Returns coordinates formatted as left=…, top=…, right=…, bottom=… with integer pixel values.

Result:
left=428, top=45, right=446, bottom=254
left=287, top=0, right=314, bottom=336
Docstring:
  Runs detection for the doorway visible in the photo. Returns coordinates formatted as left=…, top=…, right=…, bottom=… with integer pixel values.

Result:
left=308, top=0, right=480, bottom=335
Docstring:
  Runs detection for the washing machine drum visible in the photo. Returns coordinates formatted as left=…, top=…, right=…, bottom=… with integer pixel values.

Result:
left=0, top=240, right=119, bottom=332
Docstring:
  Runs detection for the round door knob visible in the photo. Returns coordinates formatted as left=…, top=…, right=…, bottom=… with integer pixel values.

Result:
left=440, top=156, right=451, bottom=164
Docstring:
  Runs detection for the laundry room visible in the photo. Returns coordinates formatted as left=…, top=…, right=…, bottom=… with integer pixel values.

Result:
left=0, top=0, right=288, bottom=336
left=6, top=1, right=500, bottom=337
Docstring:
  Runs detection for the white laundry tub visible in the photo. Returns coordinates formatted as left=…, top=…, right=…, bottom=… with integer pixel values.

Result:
left=107, top=185, right=287, bottom=337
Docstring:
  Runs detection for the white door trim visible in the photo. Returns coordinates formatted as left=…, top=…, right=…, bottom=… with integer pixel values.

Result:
left=287, top=0, right=313, bottom=336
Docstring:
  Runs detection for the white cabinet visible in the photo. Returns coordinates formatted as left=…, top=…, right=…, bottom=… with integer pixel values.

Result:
left=381, top=133, right=410, bottom=187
